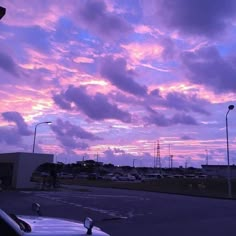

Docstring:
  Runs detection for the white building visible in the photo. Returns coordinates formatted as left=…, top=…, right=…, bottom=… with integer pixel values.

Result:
left=0, top=152, right=53, bottom=189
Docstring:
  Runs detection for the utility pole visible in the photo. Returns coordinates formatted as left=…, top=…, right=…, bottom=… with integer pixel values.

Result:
left=153, top=143, right=156, bottom=168
left=170, top=155, right=173, bottom=168
left=205, top=149, right=208, bottom=165
left=156, top=140, right=161, bottom=173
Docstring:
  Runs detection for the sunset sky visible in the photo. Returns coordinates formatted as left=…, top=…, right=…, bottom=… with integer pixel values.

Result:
left=0, top=0, right=236, bottom=168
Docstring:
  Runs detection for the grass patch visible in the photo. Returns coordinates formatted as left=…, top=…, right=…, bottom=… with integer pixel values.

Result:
left=60, top=178, right=236, bottom=199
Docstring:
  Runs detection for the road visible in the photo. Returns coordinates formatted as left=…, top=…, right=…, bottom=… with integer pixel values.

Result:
left=1, top=185, right=236, bottom=235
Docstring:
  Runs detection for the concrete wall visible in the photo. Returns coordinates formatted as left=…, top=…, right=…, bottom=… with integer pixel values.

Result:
left=0, top=152, right=53, bottom=189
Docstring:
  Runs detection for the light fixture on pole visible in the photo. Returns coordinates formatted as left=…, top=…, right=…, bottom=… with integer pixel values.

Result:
left=0, top=6, right=6, bottom=20
left=226, top=105, right=234, bottom=198
left=32, top=121, right=52, bottom=153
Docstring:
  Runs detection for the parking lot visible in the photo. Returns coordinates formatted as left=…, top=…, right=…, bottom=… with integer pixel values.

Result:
left=1, top=186, right=236, bottom=235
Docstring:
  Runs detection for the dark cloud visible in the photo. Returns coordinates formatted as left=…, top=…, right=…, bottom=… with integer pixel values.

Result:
left=150, top=89, right=161, bottom=97
left=53, top=86, right=131, bottom=123
left=0, top=127, right=21, bottom=145
left=144, top=107, right=198, bottom=126
left=0, top=52, right=19, bottom=76
left=51, top=118, right=101, bottom=141
left=53, top=94, right=72, bottom=110
left=148, top=90, right=210, bottom=115
left=100, top=56, right=147, bottom=96
left=171, top=113, right=198, bottom=125
left=75, top=0, right=132, bottom=40
left=181, top=46, right=236, bottom=93
left=181, top=135, right=194, bottom=140
left=163, top=92, right=210, bottom=115
left=50, top=119, right=100, bottom=150
left=144, top=0, right=236, bottom=37
left=2, top=111, right=32, bottom=136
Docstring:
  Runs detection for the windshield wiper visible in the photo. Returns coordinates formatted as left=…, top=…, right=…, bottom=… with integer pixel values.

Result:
left=9, top=214, right=32, bottom=233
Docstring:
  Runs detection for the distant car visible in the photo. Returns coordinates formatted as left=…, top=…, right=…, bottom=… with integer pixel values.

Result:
left=58, top=172, right=74, bottom=179
left=103, top=174, right=117, bottom=181
left=88, top=173, right=100, bottom=180
left=172, top=174, right=186, bottom=179
left=196, top=174, right=208, bottom=179
left=117, top=175, right=136, bottom=181
left=142, top=173, right=163, bottom=181
left=75, top=173, right=89, bottom=179
left=185, top=174, right=197, bottom=179
left=0, top=203, right=110, bottom=236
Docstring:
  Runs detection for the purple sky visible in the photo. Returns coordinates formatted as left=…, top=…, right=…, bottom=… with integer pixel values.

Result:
left=0, top=0, right=236, bottom=167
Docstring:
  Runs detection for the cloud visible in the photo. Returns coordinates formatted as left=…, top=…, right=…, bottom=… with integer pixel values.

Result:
left=53, top=86, right=131, bottom=123
left=181, top=46, right=236, bottom=93
left=51, top=119, right=101, bottom=150
left=53, top=94, right=72, bottom=110
left=51, top=119, right=102, bottom=150
left=147, top=89, right=210, bottom=115
left=102, top=147, right=154, bottom=166
left=0, top=51, right=19, bottom=76
left=163, top=92, right=210, bottom=115
left=0, top=127, right=21, bottom=145
left=51, top=118, right=101, bottom=141
left=1, top=0, right=70, bottom=29
left=100, top=56, right=147, bottom=96
left=171, top=113, right=198, bottom=125
left=181, top=135, right=194, bottom=140
left=2, top=111, right=32, bottom=135
left=142, top=0, right=236, bottom=37
left=144, top=107, right=198, bottom=126
left=74, top=0, right=132, bottom=40
left=15, top=26, right=51, bottom=53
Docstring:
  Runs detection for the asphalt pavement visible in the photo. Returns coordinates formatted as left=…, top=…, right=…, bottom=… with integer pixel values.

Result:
left=1, top=185, right=236, bottom=236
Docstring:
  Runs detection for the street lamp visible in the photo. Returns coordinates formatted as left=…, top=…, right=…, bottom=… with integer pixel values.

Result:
left=226, top=105, right=234, bottom=198
left=0, top=6, right=6, bottom=20
left=32, top=121, right=52, bottom=153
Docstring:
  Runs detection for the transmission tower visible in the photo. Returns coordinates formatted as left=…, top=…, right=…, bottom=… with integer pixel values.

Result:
left=156, top=140, right=161, bottom=171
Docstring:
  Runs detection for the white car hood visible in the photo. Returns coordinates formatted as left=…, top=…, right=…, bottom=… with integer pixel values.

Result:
left=18, top=215, right=109, bottom=236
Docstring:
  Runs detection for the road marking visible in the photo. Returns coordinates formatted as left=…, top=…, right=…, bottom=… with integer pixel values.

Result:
left=34, top=192, right=129, bottom=219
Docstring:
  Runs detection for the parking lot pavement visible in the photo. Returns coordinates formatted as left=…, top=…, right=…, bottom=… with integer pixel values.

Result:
left=2, top=187, right=236, bottom=236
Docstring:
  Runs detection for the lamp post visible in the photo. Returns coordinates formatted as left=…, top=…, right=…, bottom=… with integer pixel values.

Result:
left=32, top=121, right=52, bottom=153
left=0, top=6, right=6, bottom=20
left=226, top=105, right=234, bottom=198
left=133, top=159, right=136, bottom=168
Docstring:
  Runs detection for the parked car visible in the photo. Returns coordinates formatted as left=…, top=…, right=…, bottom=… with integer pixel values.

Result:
left=103, top=174, right=117, bottom=181
left=58, top=172, right=74, bottom=179
left=75, top=173, right=89, bottom=179
left=88, top=173, right=99, bottom=180
left=117, top=174, right=136, bottom=181
left=0, top=203, right=110, bottom=235
left=142, top=173, right=163, bottom=181
left=196, top=174, right=208, bottom=179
